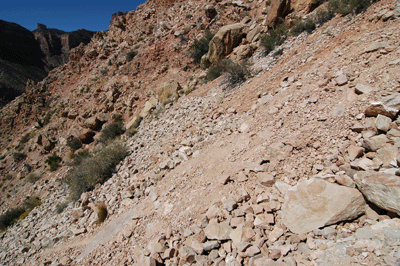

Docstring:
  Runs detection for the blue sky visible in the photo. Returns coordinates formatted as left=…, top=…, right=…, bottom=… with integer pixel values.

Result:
left=1, top=1, right=146, bottom=32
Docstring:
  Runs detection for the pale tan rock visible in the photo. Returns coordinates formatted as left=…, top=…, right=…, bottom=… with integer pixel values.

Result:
left=363, top=134, right=390, bottom=152
left=281, top=178, right=366, bottom=234
left=354, top=171, right=400, bottom=215
left=375, top=114, right=392, bottom=132
left=376, top=146, right=399, bottom=166
left=266, top=0, right=291, bottom=26
left=230, top=222, right=255, bottom=245
left=207, top=23, right=244, bottom=64
left=347, top=145, right=365, bottom=161
left=204, top=221, right=232, bottom=241
left=257, top=173, right=275, bottom=187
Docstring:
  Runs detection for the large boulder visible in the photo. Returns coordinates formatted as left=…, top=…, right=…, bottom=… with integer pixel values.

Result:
left=266, top=0, right=291, bottom=27
left=354, top=171, right=400, bottom=215
left=281, top=178, right=366, bottom=234
left=156, top=81, right=182, bottom=105
left=207, top=23, right=245, bottom=64
left=139, top=97, right=158, bottom=118
left=365, top=94, right=400, bottom=119
left=290, top=0, right=322, bottom=14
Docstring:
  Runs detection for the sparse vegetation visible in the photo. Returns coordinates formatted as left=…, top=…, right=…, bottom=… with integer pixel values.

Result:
left=13, top=152, right=26, bottom=163
left=190, top=30, right=214, bottom=64
left=56, top=201, right=69, bottom=214
left=45, top=153, right=62, bottom=171
left=43, top=109, right=56, bottom=126
left=99, top=121, right=125, bottom=143
left=291, top=17, right=316, bottom=36
left=126, top=49, right=137, bottom=62
left=0, top=207, right=25, bottom=232
left=96, top=202, right=108, bottom=223
left=26, top=173, right=41, bottom=184
left=206, top=59, right=252, bottom=86
left=260, top=24, right=287, bottom=55
left=328, top=0, right=374, bottom=16
left=64, top=142, right=128, bottom=201
left=0, top=196, right=41, bottom=232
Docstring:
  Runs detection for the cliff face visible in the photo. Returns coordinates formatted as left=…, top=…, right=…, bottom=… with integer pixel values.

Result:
left=0, top=20, right=47, bottom=107
left=0, top=21, right=96, bottom=107
left=33, top=24, right=95, bottom=69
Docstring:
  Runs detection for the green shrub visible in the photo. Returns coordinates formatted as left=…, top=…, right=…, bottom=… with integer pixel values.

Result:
left=66, top=136, right=82, bottom=151
left=314, top=8, right=335, bottom=25
left=206, top=59, right=252, bottom=86
left=291, top=18, right=316, bottom=36
left=45, top=153, right=62, bottom=171
left=328, top=0, right=373, bottom=16
left=99, top=121, right=125, bottom=143
left=260, top=25, right=287, bottom=55
left=22, top=196, right=41, bottom=212
left=191, top=30, right=214, bottom=64
left=0, top=207, right=25, bottom=231
left=64, top=142, right=128, bottom=201
left=0, top=196, right=41, bottom=231
left=13, top=152, right=26, bottom=163
left=56, top=201, right=69, bottom=214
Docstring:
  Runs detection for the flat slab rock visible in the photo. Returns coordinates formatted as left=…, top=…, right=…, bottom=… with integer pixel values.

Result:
left=354, top=171, right=400, bottom=215
left=281, top=178, right=366, bottom=234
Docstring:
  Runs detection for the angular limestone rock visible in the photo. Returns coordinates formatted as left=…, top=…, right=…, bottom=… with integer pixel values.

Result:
left=204, top=221, right=232, bottom=241
left=281, top=178, right=366, bottom=234
left=354, top=171, right=400, bottom=215
left=365, top=94, right=400, bottom=119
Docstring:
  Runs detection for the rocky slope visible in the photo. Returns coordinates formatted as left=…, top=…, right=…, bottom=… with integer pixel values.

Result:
left=1, top=0, right=400, bottom=265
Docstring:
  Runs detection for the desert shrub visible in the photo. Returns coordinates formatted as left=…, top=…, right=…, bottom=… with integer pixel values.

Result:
left=26, top=173, right=41, bottom=184
left=314, top=8, right=336, bottom=25
left=206, top=59, right=252, bottom=86
left=0, top=196, right=41, bottom=231
left=70, top=149, right=91, bottom=166
left=23, top=196, right=41, bottom=211
left=191, top=30, right=214, bottom=64
left=45, top=153, right=62, bottom=171
left=99, top=121, right=125, bottom=143
left=56, top=201, right=69, bottom=214
left=13, top=152, right=26, bottom=163
left=126, top=50, right=137, bottom=62
left=64, top=142, right=128, bottom=201
left=260, top=24, right=287, bottom=55
left=0, top=207, right=25, bottom=231
left=291, top=18, right=316, bottom=36
left=66, top=136, right=82, bottom=151
left=96, top=202, right=108, bottom=223
left=328, top=0, right=373, bottom=16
